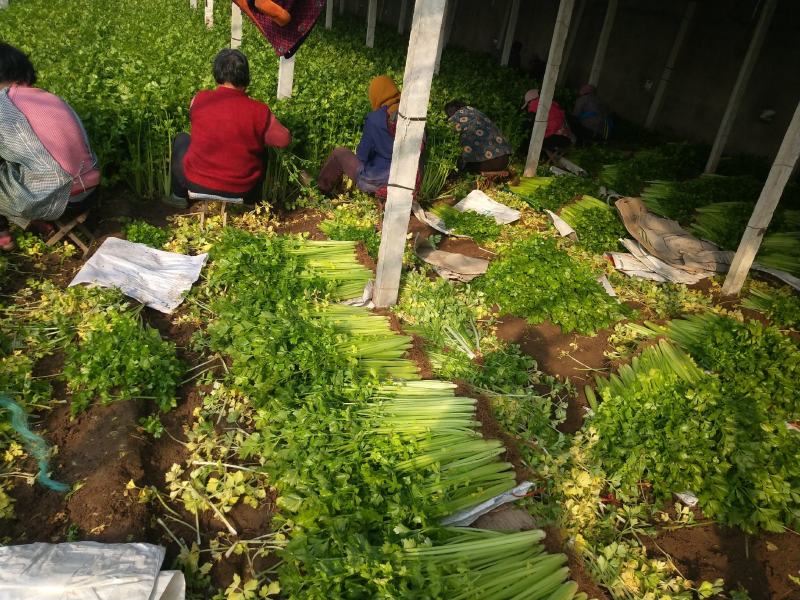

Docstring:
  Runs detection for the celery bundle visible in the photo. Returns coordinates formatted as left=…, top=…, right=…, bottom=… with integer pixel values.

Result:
left=640, top=175, right=762, bottom=223
left=508, top=176, right=553, bottom=197
left=362, top=381, right=517, bottom=514
left=559, top=195, right=626, bottom=254
left=404, top=528, right=584, bottom=600
left=509, top=176, right=596, bottom=212
left=758, top=232, right=800, bottom=276
left=323, top=305, right=420, bottom=380
left=290, top=240, right=372, bottom=299
left=741, top=284, right=800, bottom=329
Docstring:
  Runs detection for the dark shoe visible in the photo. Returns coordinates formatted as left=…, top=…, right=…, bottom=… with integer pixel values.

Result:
left=28, top=220, right=56, bottom=236
left=162, top=194, right=189, bottom=209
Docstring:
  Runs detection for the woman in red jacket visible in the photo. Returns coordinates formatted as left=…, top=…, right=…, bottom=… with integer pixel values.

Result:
left=521, top=89, right=573, bottom=154
left=169, top=49, right=291, bottom=207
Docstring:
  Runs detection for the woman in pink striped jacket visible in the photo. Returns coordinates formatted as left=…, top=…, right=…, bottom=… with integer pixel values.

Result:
left=0, top=44, right=100, bottom=251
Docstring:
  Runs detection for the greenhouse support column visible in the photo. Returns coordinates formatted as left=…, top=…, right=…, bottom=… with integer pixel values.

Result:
left=705, top=0, right=776, bottom=174
left=434, top=0, right=455, bottom=74
left=374, top=0, right=447, bottom=307
left=325, top=0, right=333, bottom=29
left=205, top=0, right=214, bottom=27
left=645, top=1, right=695, bottom=130
left=500, top=0, right=521, bottom=66
left=557, top=0, right=585, bottom=85
left=588, top=0, right=617, bottom=87
left=366, top=0, right=377, bottom=47
left=722, top=99, right=800, bottom=296
left=277, top=56, right=295, bottom=100
left=231, top=4, right=243, bottom=49
left=496, top=0, right=513, bottom=53
left=523, top=0, right=574, bottom=177
left=398, top=0, right=409, bottom=34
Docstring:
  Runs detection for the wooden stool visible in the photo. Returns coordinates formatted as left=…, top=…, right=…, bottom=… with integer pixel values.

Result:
left=46, top=211, right=95, bottom=257
left=187, top=191, right=243, bottom=227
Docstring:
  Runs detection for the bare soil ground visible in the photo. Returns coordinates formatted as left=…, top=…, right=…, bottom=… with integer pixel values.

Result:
left=2, top=188, right=799, bottom=599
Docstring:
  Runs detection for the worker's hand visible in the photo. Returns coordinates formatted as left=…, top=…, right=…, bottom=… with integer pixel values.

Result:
left=254, top=0, right=291, bottom=26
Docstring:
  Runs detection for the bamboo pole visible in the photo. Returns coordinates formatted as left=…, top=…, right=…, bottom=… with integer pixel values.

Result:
left=645, top=1, right=696, bottom=130
left=326, top=0, right=334, bottom=29
left=721, top=98, right=800, bottom=295
left=398, top=0, right=409, bottom=34
left=558, top=0, right=585, bottom=85
left=374, top=0, right=447, bottom=307
left=500, top=0, right=521, bottom=67
left=277, top=56, right=295, bottom=100
left=366, top=0, right=378, bottom=48
left=231, top=4, right=243, bottom=49
left=523, top=0, right=575, bottom=178
left=705, top=0, right=776, bottom=173
left=204, top=0, right=214, bottom=28
left=588, top=0, right=617, bottom=87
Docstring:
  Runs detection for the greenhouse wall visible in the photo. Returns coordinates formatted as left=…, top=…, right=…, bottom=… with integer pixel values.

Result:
left=344, top=0, right=800, bottom=160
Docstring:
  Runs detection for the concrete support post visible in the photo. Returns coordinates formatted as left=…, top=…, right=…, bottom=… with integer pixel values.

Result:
left=398, top=0, right=409, bottom=34
left=722, top=99, right=800, bottom=295
left=705, top=0, right=777, bottom=173
left=190, top=0, right=197, bottom=9
left=588, top=0, right=617, bottom=87
left=326, top=0, right=334, bottom=29
left=496, top=0, right=513, bottom=52
left=231, top=4, right=243, bottom=49
left=204, top=0, right=214, bottom=27
left=557, top=0, right=585, bottom=85
left=277, top=56, right=295, bottom=100
left=366, top=0, right=378, bottom=47
left=500, top=0, right=521, bottom=67
left=645, top=1, right=696, bottom=130
left=374, top=0, right=447, bottom=307
left=523, top=0, right=575, bottom=177
left=434, top=0, right=456, bottom=74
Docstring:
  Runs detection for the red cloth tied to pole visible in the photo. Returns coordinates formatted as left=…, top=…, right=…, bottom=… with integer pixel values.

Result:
left=232, top=0, right=327, bottom=58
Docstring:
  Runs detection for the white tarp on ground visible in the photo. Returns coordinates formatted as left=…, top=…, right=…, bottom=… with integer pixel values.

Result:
left=411, top=191, right=519, bottom=237
left=452, top=190, right=520, bottom=224
left=0, top=542, right=185, bottom=600
left=69, top=237, right=208, bottom=314
left=545, top=209, right=577, bottom=239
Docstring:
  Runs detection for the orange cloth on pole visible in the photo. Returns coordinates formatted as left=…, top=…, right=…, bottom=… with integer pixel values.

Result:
left=254, top=0, right=291, bottom=26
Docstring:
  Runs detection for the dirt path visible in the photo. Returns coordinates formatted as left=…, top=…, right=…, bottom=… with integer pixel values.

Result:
left=495, top=317, right=613, bottom=433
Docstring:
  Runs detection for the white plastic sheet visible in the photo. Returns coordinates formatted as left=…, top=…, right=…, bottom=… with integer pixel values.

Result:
left=452, top=190, right=520, bottom=225
left=0, top=542, right=185, bottom=600
left=545, top=209, right=576, bottom=239
left=69, top=237, right=208, bottom=313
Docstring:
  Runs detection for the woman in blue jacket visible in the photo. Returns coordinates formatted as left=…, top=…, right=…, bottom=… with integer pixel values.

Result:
left=317, top=75, right=400, bottom=197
